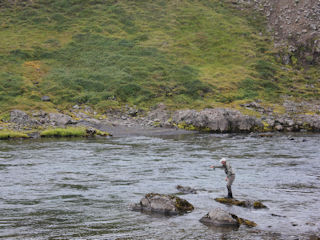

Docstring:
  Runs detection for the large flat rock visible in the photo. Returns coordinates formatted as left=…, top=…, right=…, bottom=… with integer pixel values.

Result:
left=132, top=193, right=194, bottom=215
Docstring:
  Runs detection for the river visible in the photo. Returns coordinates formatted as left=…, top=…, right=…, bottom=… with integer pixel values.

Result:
left=0, top=133, right=319, bottom=239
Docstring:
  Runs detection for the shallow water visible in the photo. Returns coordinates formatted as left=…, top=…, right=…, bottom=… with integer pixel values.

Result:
left=0, top=133, right=319, bottom=239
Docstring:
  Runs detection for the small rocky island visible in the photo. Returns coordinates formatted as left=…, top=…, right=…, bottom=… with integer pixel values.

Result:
left=131, top=193, right=194, bottom=215
left=200, top=208, right=257, bottom=228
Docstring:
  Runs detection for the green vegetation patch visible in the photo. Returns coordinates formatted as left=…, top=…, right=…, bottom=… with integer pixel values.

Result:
left=40, top=127, right=87, bottom=137
left=41, top=34, right=210, bottom=106
left=0, top=130, right=29, bottom=140
left=40, top=127, right=110, bottom=137
left=0, top=0, right=319, bottom=112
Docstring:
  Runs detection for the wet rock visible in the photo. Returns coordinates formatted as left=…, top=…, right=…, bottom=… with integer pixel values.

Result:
left=176, top=185, right=197, bottom=194
left=200, top=208, right=239, bottom=227
left=271, top=213, right=287, bottom=218
left=200, top=208, right=257, bottom=228
left=131, top=193, right=194, bottom=215
left=214, top=198, right=267, bottom=209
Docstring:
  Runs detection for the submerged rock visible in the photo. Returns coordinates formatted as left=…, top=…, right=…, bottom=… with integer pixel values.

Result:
left=214, top=198, right=267, bottom=209
left=131, top=193, right=194, bottom=215
left=176, top=185, right=197, bottom=194
left=200, top=208, right=256, bottom=228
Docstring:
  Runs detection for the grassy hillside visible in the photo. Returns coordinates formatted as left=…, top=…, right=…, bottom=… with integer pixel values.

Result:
left=1, top=0, right=319, bottom=113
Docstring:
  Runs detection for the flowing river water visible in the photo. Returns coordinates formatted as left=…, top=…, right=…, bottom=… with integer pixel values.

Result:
left=0, top=132, right=319, bottom=239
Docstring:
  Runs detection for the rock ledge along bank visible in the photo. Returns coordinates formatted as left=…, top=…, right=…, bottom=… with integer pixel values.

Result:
left=1, top=101, right=320, bottom=138
left=142, top=103, right=320, bottom=133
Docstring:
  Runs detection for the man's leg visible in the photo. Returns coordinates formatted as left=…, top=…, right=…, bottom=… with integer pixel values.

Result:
left=227, top=175, right=235, bottom=198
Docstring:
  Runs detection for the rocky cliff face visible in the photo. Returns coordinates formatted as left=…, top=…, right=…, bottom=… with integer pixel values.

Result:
left=236, top=0, right=320, bottom=64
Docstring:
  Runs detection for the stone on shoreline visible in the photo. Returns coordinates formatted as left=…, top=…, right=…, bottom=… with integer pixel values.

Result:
left=200, top=208, right=257, bottom=228
left=214, top=198, right=267, bottom=209
left=131, top=193, right=194, bottom=215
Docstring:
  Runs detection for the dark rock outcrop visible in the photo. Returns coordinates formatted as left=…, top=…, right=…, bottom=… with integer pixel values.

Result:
left=200, top=208, right=256, bottom=228
left=10, top=110, right=38, bottom=127
left=235, top=0, right=320, bottom=64
left=172, top=108, right=263, bottom=132
left=48, top=113, right=76, bottom=126
left=131, top=193, right=194, bottom=215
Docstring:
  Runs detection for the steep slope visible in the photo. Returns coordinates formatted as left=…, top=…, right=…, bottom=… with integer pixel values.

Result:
left=0, top=0, right=319, bottom=113
left=236, top=0, right=320, bottom=64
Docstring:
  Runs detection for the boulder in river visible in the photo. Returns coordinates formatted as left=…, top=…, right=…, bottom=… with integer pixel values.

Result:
left=200, top=208, right=257, bottom=228
left=176, top=185, right=197, bottom=194
left=215, top=198, right=267, bottom=209
left=131, top=193, right=194, bottom=215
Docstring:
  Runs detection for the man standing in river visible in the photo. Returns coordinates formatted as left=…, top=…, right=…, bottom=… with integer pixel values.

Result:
left=210, top=158, right=235, bottom=198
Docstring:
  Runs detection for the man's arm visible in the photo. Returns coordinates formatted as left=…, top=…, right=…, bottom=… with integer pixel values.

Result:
left=210, top=165, right=223, bottom=169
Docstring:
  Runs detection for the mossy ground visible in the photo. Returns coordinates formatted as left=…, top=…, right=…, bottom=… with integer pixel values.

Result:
left=40, top=127, right=88, bottom=137
left=40, top=127, right=110, bottom=138
left=0, top=0, right=319, bottom=114
left=0, top=130, right=29, bottom=140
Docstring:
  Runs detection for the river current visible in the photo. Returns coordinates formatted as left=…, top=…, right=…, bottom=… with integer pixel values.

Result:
left=0, top=133, right=319, bottom=239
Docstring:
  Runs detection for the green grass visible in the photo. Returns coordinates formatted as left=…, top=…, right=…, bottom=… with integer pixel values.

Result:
left=0, top=130, right=29, bottom=139
left=0, top=0, right=319, bottom=113
left=40, top=127, right=87, bottom=137
left=40, top=127, right=110, bottom=137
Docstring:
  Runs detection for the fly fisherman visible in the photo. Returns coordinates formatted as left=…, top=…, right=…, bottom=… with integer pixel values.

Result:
left=210, top=158, right=235, bottom=198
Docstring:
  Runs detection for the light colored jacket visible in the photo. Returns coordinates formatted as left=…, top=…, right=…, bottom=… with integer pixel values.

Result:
left=215, top=161, right=235, bottom=177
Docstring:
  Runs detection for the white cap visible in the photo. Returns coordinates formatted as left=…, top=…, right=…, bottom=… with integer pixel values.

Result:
left=220, top=158, right=226, bottom=164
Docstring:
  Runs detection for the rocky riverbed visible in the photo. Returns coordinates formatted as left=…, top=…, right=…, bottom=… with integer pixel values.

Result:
left=1, top=100, right=320, bottom=138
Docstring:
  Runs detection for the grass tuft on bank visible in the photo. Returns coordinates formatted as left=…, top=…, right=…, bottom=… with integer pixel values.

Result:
left=0, top=130, right=29, bottom=140
left=40, top=127, right=87, bottom=138
left=40, top=127, right=110, bottom=138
